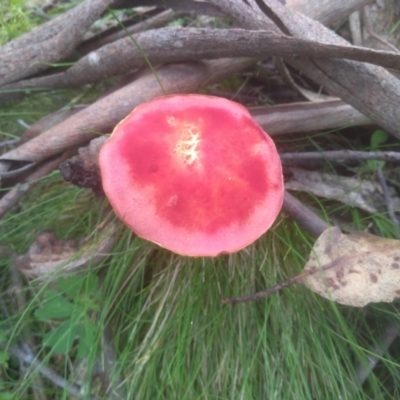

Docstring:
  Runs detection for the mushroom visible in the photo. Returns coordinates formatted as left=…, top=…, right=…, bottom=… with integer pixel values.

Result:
left=99, top=94, right=283, bottom=257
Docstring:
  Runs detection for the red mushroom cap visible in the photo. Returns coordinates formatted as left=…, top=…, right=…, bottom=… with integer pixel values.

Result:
left=99, top=94, right=283, bottom=257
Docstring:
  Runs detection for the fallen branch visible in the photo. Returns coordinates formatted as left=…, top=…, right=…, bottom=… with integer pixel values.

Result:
left=208, top=0, right=400, bottom=139
left=0, top=151, right=74, bottom=219
left=1, top=27, right=400, bottom=103
left=280, top=150, right=400, bottom=163
left=282, top=190, right=329, bottom=238
left=7, top=343, right=97, bottom=400
left=251, top=98, right=371, bottom=134
left=0, top=0, right=117, bottom=86
left=0, top=58, right=253, bottom=167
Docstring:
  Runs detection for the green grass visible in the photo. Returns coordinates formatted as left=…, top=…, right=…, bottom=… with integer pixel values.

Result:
left=2, top=177, right=400, bottom=399
left=2, top=2, right=400, bottom=399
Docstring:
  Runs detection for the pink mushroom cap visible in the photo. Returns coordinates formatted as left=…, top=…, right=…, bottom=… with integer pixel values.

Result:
left=99, top=94, right=283, bottom=257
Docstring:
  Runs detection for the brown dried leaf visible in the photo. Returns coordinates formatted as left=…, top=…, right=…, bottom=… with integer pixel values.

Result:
left=303, top=226, right=400, bottom=307
left=285, top=167, right=400, bottom=214
left=15, top=222, right=117, bottom=279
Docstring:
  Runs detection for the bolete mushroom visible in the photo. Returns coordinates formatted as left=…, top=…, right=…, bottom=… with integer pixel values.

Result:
left=99, top=94, right=283, bottom=257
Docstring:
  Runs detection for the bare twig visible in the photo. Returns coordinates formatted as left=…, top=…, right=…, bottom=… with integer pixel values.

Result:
left=376, top=168, right=400, bottom=226
left=78, top=9, right=180, bottom=54
left=221, top=270, right=306, bottom=304
left=0, top=151, right=74, bottom=219
left=286, top=0, right=374, bottom=26
left=7, top=343, right=97, bottom=400
left=362, top=8, right=400, bottom=53
left=280, top=150, right=400, bottom=163
left=251, top=98, right=371, bottom=134
left=114, top=0, right=224, bottom=17
left=282, top=190, right=329, bottom=238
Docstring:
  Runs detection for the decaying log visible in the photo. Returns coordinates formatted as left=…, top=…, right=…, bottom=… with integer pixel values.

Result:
left=208, top=0, right=400, bottom=139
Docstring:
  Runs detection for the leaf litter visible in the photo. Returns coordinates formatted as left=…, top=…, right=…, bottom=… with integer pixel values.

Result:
left=224, top=226, right=400, bottom=308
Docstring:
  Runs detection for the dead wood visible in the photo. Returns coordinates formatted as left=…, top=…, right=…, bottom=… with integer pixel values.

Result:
left=280, top=150, right=400, bottom=163
left=78, top=9, right=180, bottom=55
left=286, top=0, right=374, bottom=26
left=114, top=0, right=224, bottom=17
left=0, top=59, right=252, bottom=166
left=208, top=0, right=400, bottom=139
left=250, top=99, right=371, bottom=134
left=282, top=191, right=329, bottom=238
left=0, top=151, right=73, bottom=219
left=2, top=27, right=400, bottom=105
left=20, top=105, right=87, bottom=144
left=0, top=0, right=117, bottom=87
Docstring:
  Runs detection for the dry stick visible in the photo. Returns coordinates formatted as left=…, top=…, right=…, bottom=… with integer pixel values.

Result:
left=0, top=151, right=73, bottom=219
left=280, top=150, right=400, bottom=163
left=2, top=27, right=400, bottom=104
left=221, top=269, right=310, bottom=304
left=251, top=98, right=372, bottom=134
left=123, top=0, right=371, bottom=28
left=361, top=7, right=400, bottom=54
left=0, top=0, right=117, bottom=87
left=114, top=0, right=224, bottom=18
left=0, top=59, right=253, bottom=166
left=78, top=9, right=181, bottom=55
left=7, top=344, right=98, bottom=400
left=282, top=191, right=329, bottom=238
left=4, top=268, right=47, bottom=400
left=286, top=0, right=374, bottom=26
left=376, top=168, right=400, bottom=226
left=19, top=105, right=87, bottom=144
left=208, top=0, right=400, bottom=139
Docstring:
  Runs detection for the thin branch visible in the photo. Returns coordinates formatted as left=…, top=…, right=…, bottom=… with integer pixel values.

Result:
left=251, top=99, right=371, bottom=134
left=0, top=151, right=74, bottom=220
left=7, top=343, right=98, bottom=400
left=362, top=7, right=400, bottom=53
left=280, top=150, right=400, bottom=163
left=376, top=168, right=400, bottom=226
left=282, top=190, right=329, bottom=238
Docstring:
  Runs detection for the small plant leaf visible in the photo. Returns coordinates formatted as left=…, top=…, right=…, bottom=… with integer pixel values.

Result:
left=303, top=227, right=400, bottom=307
left=35, top=290, right=76, bottom=320
left=77, top=317, right=98, bottom=359
left=0, top=391, right=14, bottom=400
left=0, top=351, right=9, bottom=367
left=370, top=129, right=388, bottom=149
left=43, top=319, right=78, bottom=355
left=57, top=275, right=84, bottom=301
